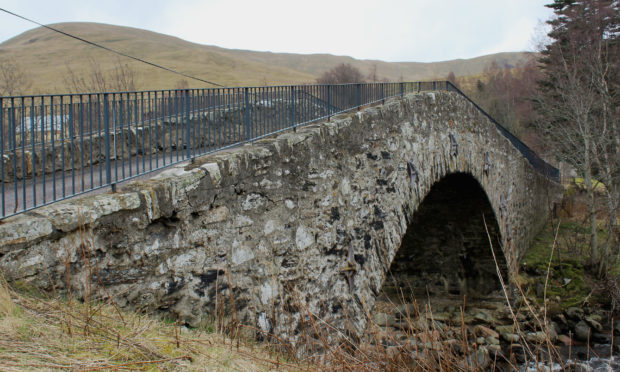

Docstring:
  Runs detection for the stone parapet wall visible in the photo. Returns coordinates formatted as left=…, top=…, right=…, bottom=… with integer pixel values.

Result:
left=0, top=92, right=562, bottom=343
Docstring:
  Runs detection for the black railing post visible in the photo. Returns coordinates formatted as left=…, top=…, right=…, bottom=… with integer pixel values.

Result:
left=381, top=83, right=385, bottom=104
left=103, top=93, right=114, bottom=191
left=291, top=87, right=296, bottom=132
left=244, top=87, right=251, bottom=142
left=185, top=89, right=191, bottom=159
left=400, top=82, right=404, bottom=97
left=327, top=85, right=332, bottom=120
left=357, top=83, right=361, bottom=111
left=69, top=96, right=75, bottom=195
left=0, top=97, right=4, bottom=217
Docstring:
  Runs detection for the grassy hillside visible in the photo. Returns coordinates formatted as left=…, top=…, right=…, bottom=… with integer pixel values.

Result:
left=0, top=22, right=315, bottom=93
left=0, top=22, right=533, bottom=94
left=227, top=48, right=533, bottom=82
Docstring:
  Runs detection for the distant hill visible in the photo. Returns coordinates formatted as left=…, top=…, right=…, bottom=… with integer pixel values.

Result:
left=0, top=22, right=534, bottom=94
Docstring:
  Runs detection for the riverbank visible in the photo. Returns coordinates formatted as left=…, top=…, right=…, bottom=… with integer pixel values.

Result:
left=356, top=212, right=619, bottom=371
left=0, top=276, right=303, bottom=371
left=1, top=197, right=617, bottom=371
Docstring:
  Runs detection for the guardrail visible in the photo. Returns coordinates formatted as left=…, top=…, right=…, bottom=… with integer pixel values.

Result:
left=0, top=81, right=558, bottom=219
left=445, top=82, right=560, bottom=183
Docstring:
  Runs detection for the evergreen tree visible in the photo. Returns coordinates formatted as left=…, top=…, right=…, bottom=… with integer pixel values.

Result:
left=536, top=0, right=619, bottom=276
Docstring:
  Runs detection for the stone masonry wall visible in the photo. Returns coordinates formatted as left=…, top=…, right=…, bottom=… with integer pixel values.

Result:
left=0, top=92, right=562, bottom=344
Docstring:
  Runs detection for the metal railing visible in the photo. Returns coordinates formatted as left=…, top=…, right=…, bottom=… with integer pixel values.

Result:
left=0, top=81, right=557, bottom=219
left=445, top=82, right=560, bottom=183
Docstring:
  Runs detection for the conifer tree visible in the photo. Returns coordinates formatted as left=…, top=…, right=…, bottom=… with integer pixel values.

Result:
left=536, top=0, right=619, bottom=275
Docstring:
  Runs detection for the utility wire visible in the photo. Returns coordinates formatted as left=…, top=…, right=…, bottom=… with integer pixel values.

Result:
left=0, top=7, right=225, bottom=87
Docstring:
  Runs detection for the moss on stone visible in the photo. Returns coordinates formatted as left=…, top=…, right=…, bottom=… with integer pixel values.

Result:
left=521, top=221, right=592, bottom=310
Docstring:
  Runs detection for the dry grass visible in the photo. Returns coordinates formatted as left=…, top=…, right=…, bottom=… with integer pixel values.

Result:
left=0, top=278, right=303, bottom=371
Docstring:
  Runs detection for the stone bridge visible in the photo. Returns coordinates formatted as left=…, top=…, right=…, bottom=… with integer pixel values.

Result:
left=0, top=91, right=561, bottom=343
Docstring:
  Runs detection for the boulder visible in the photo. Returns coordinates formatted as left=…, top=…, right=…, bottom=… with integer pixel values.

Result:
left=501, top=333, right=519, bottom=343
left=393, top=331, right=410, bottom=342
left=495, top=325, right=517, bottom=335
left=487, top=344, right=502, bottom=353
left=584, top=316, right=603, bottom=332
left=373, top=312, right=396, bottom=327
left=513, top=344, right=527, bottom=363
left=565, top=307, right=584, bottom=321
left=428, top=312, right=452, bottom=322
left=549, top=321, right=562, bottom=336
left=393, top=303, right=417, bottom=318
left=591, top=332, right=611, bottom=344
left=557, top=334, right=573, bottom=345
left=445, top=338, right=462, bottom=353
left=462, top=347, right=490, bottom=370
left=473, top=310, right=494, bottom=324
left=525, top=331, right=547, bottom=343
left=474, top=325, right=499, bottom=339
left=574, top=320, right=591, bottom=341
left=553, top=313, right=568, bottom=326
left=547, top=324, right=558, bottom=342
left=486, top=336, right=500, bottom=345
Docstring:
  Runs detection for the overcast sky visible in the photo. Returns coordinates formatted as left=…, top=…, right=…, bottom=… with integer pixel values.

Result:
left=0, top=0, right=554, bottom=62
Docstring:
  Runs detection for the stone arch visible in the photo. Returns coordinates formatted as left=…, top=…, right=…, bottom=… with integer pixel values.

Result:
left=386, top=172, right=508, bottom=301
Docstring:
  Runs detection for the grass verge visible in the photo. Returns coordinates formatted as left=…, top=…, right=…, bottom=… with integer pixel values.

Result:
left=0, top=276, right=302, bottom=371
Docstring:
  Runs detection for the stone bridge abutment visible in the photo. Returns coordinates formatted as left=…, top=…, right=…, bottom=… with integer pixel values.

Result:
left=0, top=91, right=561, bottom=342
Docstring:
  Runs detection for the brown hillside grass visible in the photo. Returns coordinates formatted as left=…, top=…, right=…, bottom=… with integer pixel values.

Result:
left=0, top=22, right=533, bottom=94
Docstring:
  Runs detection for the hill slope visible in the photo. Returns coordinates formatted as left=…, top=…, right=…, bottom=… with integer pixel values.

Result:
left=0, top=22, right=533, bottom=94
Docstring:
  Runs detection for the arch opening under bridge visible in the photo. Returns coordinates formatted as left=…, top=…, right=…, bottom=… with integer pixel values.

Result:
left=384, top=172, right=508, bottom=303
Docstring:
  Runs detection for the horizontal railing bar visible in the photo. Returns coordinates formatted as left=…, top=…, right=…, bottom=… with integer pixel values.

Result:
left=0, top=82, right=417, bottom=100
left=445, top=81, right=560, bottom=182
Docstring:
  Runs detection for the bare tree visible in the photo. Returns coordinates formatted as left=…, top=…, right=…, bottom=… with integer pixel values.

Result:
left=316, top=63, right=365, bottom=84
left=536, top=0, right=619, bottom=276
left=368, top=63, right=379, bottom=83
left=446, top=71, right=458, bottom=88
left=466, top=59, right=543, bottom=141
left=0, top=58, right=32, bottom=96
left=64, top=58, right=139, bottom=93
left=175, top=79, right=190, bottom=89
left=111, top=60, right=137, bottom=92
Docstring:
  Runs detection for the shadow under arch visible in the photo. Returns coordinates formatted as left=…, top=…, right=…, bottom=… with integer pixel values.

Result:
left=387, top=172, right=508, bottom=301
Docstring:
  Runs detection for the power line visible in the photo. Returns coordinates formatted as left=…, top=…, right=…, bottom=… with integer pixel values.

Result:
left=0, top=8, right=225, bottom=88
